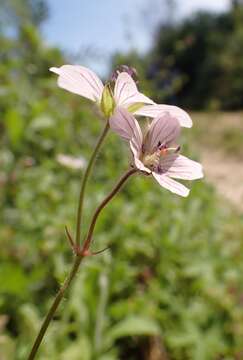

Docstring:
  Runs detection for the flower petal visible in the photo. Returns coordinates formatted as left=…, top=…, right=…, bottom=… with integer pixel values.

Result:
left=145, top=113, right=180, bottom=153
left=152, top=173, right=190, bottom=197
left=129, top=141, right=151, bottom=174
left=50, top=65, right=104, bottom=102
left=109, top=107, right=143, bottom=147
left=114, top=72, right=154, bottom=108
left=165, top=155, right=203, bottom=180
left=134, top=104, right=192, bottom=128
left=109, top=107, right=150, bottom=172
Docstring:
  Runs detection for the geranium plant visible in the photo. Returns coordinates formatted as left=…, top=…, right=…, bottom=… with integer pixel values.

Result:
left=28, top=65, right=203, bottom=359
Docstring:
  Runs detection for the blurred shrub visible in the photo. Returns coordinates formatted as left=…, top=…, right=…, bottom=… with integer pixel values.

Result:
left=113, top=2, right=243, bottom=110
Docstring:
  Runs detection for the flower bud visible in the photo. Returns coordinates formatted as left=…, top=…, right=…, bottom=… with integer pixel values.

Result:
left=100, top=84, right=115, bottom=118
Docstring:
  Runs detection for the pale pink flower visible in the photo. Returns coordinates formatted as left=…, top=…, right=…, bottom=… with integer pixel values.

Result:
left=134, top=104, right=192, bottom=128
left=50, top=65, right=192, bottom=127
left=110, top=107, right=203, bottom=197
left=50, top=65, right=152, bottom=107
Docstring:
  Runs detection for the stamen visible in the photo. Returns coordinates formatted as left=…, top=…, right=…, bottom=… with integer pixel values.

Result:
left=160, top=145, right=180, bottom=156
left=160, top=148, right=168, bottom=156
left=157, top=165, right=163, bottom=174
left=143, top=143, right=180, bottom=172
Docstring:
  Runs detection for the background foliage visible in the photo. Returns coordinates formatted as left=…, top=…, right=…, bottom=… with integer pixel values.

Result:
left=113, top=0, right=243, bottom=110
left=1, top=1, right=243, bottom=359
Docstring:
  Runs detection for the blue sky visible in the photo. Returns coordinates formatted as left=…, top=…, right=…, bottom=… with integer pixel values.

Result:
left=43, top=0, right=230, bottom=74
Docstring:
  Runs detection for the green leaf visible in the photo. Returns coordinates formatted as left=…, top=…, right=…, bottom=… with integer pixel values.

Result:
left=19, top=304, right=41, bottom=336
left=60, top=337, right=91, bottom=360
left=30, top=115, right=55, bottom=131
left=4, top=109, right=24, bottom=147
left=0, top=264, right=28, bottom=296
left=107, top=316, right=161, bottom=341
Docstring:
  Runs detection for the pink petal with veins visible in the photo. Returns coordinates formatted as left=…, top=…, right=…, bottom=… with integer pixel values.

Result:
left=109, top=107, right=143, bottom=147
left=152, top=173, right=190, bottom=197
left=135, top=104, right=192, bottom=128
left=109, top=107, right=150, bottom=173
left=114, top=72, right=154, bottom=108
left=145, top=113, right=180, bottom=153
left=165, top=155, right=203, bottom=180
left=50, top=65, right=104, bottom=102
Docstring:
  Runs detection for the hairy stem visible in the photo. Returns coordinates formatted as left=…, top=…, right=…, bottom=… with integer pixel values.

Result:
left=75, top=121, right=109, bottom=247
left=28, top=255, right=82, bottom=360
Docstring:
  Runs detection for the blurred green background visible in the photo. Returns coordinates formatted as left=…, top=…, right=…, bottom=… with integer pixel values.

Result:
left=1, top=1, right=243, bottom=359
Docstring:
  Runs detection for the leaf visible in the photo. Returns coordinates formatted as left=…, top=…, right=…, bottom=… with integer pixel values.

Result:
left=0, top=263, right=28, bottom=296
left=107, top=316, right=161, bottom=341
left=19, top=304, right=41, bottom=336
left=60, top=337, right=91, bottom=360
left=30, top=115, right=54, bottom=131
left=4, top=109, right=24, bottom=147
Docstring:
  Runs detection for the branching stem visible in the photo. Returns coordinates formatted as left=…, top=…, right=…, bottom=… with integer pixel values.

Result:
left=27, top=167, right=137, bottom=359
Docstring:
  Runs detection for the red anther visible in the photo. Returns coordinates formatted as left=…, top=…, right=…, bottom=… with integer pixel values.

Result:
left=160, top=148, right=168, bottom=156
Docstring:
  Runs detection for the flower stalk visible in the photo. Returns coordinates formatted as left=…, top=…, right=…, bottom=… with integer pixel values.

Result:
left=27, top=168, right=136, bottom=359
left=75, top=121, right=109, bottom=248
left=28, top=255, right=83, bottom=360
left=81, top=168, right=137, bottom=253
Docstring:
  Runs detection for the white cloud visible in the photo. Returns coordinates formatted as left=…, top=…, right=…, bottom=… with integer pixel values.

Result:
left=178, top=0, right=230, bottom=18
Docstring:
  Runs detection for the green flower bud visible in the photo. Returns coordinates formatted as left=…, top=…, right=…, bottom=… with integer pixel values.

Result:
left=100, top=84, right=115, bottom=118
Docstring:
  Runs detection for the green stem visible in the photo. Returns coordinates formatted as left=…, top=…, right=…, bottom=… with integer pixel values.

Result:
left=75, top=121, right=109, bottom=247
left=27, top=168, right=136, bottom=359
left=82, top=168, right=137, bottom=253
left=27, top=255, right=82, bottom=360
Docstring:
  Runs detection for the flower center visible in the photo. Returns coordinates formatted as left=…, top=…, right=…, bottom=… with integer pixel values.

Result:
left=142, top=143, right=180, bottom=173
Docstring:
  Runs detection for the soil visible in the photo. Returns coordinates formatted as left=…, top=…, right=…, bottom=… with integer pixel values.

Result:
left=202, top=150, right=243, bottom=212
left=192, top=112, right=243, bottom=212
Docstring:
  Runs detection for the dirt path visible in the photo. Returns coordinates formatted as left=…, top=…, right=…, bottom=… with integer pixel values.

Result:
left=192, top=112, right=243, bottom=212
left=202, top=150, right=243, bottom=212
